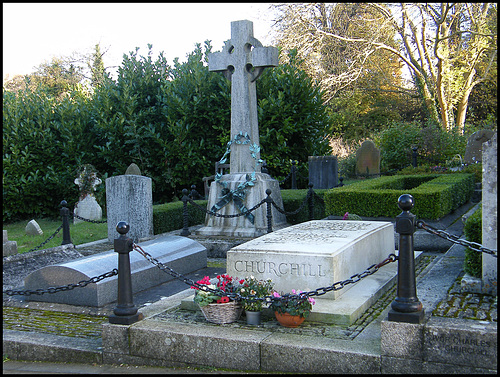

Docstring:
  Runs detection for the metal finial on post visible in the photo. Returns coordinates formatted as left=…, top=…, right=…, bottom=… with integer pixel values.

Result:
left=180, top=189, right=191, bottom=236
left=109, top=221, right=143, bottom=325
left=412, top=147, right=418, bottom=168
left=388, top=194, right=425, bottom=324
left=265, top=188, right=273, bottom=233
left=60, top=200, right=72, bottom=245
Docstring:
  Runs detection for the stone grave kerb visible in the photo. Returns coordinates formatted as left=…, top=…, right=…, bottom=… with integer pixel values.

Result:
left=208, top=19, right=278, bottom=173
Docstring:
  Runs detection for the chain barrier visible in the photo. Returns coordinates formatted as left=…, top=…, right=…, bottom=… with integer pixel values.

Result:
left=416, top=220, right=497, bottom=258
left=133, top=242, right=397, bottom=304
left=187, top=196, right=267, bottom=219
left=71, top=212, right=107, bottom=224
left=3, top=269, right=118, bottom=296
left=24, top=224, right=64, bottom=253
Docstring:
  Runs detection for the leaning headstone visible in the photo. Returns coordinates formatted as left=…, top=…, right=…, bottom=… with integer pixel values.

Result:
left=125, top=163, right=142, bottom=176
left=308, top=156, right=338, bottom=189
left=481, top=132, right=497, bottom=295
left=3, top=230, right=18, bottom=257
left=356, top=140, right=380, bottom=177
left=24, top=235, right=206, bottom=307
left=106, top=175, right=153, bottom=242
left=25, top=220, right=43, bottom=236
left=74, top=165, right=103, bottom=224
left=196, top=20, right=287, bottom=237
left=464, top=129, right=495, bottom=165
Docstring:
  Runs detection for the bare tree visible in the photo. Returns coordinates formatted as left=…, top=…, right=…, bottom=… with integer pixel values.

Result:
left=272, top=3, right=497, bottom=133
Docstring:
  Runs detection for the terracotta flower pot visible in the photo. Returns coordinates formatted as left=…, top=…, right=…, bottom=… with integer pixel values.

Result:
left=274, top=311, right=305, bottom=328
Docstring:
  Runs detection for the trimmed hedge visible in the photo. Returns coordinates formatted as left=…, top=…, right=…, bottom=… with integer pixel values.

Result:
left=463, top=205, right=482, bottom=278
left=153, top=200, right=208, bottom=234
left=281, top=189, right=328, bottom=224
left=324, top=173, right=475, bottom=220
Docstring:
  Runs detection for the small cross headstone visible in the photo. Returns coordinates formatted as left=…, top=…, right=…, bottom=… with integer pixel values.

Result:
left=464, top=129, right=495, bottom=164
left=209, top=19, right=278, bottom=173
left=356, top=140, right=380, bottom=177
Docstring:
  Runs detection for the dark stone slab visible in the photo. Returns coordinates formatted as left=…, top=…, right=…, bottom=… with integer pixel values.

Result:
left=308, top=156, right=338, bottom=189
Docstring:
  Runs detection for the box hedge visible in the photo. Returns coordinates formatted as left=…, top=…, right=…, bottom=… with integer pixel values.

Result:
left=463, top=205, right=482, bottom=278
left=324, top=173, right=474, bottom=220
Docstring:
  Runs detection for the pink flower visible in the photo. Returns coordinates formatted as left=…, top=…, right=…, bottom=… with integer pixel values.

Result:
left=343, top=212, right=349, bottom=220
left=308, top=297, right=316, bottom=305
left=272, top=291, right=281, bottom=298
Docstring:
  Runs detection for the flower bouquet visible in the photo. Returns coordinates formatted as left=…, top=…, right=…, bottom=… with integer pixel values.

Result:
left=270, top=289, right=316, bottom=328
left=239, top=276, right=274, bottom=325
left=191, top=274, right=244, bottom=324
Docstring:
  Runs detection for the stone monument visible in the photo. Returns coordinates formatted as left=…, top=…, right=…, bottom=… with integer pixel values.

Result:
left=73, top=165, right=103, bottom=224
left=482, top=133, right=497, bottom=294
left=25, top=219, right=43, bottom=236
left=356, top=140, right=380, bottom=177
left=106, top=172, right=153, bottom=243
left=464, top=129, right=495, bottom=165
left=3, top=230, right=17, bottom=257
left=308, top=156, right=338, bottom=189
left=196, top=20, right=286, bottom=238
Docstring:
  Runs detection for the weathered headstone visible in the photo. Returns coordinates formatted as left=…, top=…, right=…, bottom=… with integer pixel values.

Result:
left=308, top=156, right=338, bottom=189
left=3, top=230, right=18, bottom=257
left=24, top=235, right=206, bottom=307
left=125, top=163, right=142, bottom=176
left=356, top=140, right=380, bottom=176
left=482, top=132, right=497, bottom=295
left=25, top=220, right=43, bottom=236
left=74, top=165, right=103, bottom=224
left=106, top=175, right=153, bottom=242
left=196, top=20, right=287, bottom=237
left=464, top=129, right=495, bottom=165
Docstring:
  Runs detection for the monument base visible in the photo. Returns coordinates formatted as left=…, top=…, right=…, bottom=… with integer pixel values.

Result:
left=196, top=172, right=287, bottom=238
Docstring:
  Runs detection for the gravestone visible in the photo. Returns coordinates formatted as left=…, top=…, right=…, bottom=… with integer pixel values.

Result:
left=125, top=163, right=142, bottom=176
left=464, top=129, right=495, bottom=165
left=106, top=175, right=153, bottom=242
left=25, top=220, right=43, bottom=236
left=3, top=230, right=18, bottom=257
left=24, top=235, right=206, bottom=307
left=356, top=140, right=380, bottom=176
left=223, top=219, right=404, bottom=324
left=196, top=20, right=287, bottom=238
left=308, top=156, right=338, bottom=189
left=482, top=133, right=497, bottom=295
left=74, top=165, right=103, bottom=224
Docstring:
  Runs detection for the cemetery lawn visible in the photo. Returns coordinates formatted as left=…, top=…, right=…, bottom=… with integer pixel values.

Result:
left=4, top=218, right=108, bottom=254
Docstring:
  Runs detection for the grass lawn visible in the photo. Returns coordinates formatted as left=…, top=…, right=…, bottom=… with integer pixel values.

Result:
left=3, top=218, right=108, bottom=254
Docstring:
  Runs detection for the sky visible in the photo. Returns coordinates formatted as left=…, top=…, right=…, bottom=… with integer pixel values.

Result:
left=3, top=3, right=278, bottom=81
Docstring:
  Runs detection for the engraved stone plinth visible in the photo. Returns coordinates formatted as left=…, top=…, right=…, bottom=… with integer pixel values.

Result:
left=24, top=235, right=206, bottom=307
left=196, top=172, right=287, bottom=238
left=227, top=220, right=395, bottom=300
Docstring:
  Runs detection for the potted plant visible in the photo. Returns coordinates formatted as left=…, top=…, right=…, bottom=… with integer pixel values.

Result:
left=191, top=274, right=244, bottom=324
left=270, top=289, right=316, bottom=328
left=239, top=276, right=274, bottom=325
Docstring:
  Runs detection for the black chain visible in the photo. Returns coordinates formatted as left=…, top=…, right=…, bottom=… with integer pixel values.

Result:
left=71, top=212, right=107, bottom=224
left=3, top=269, right=118, bottom=296
left=417, top=220, right=497, bottom=257
left=187, top=196, right=267, bottom=218
left=133, top=243, right=397, bottom=303
left=24, top=224, right=64, bottom=253
left=271, top=193, right=310, bottom=216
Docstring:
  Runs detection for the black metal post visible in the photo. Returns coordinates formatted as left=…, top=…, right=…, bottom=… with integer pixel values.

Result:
left=60, top=200, right=72, bottom=245
left=190, top=185, right=201, bottom=200
left=180, top=188, right=191, bottom=236
left=412, top=147, right=418, bottom=168
left=265, top=189, right=273, bottom=233
left=109, top=221, right=143, bottom=325
left=338, top=177, right=344, bottom=187
left=307, top=183, right=314, bottom=220
left=388, top=194, right=425, bottom=324
left=291, top=160, right=297, bottom=189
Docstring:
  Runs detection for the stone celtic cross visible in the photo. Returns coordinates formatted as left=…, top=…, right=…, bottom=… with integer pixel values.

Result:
left=209, top=20, right=278, bottom=173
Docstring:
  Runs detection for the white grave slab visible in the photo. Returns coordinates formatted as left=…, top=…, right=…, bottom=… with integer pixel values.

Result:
left=227, top=220, right=396, bottom=300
